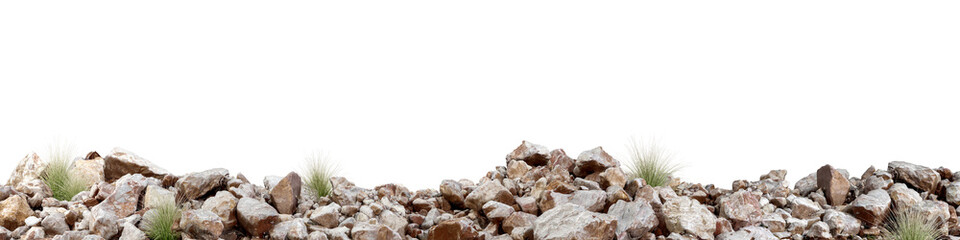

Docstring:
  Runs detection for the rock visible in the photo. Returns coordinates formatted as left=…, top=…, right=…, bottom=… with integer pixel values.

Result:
left=888, top=183, right=922, bottom=208
left=0, top=195, right=33, bottom=229
left=598, top=168, right=626, bottom=189
left=888, top=161, right=941, bottom=193
left=41, top=212, right=69, bottom=236
left=907, top=200, right=952, bottom=234
left=463, top=180, right=514, bottom=212
left=533, top=203, right=617, bottom=240
left=6, top=153, right=46, bottom=187
left=945, top=182, right=960, bottom=205
left=270, top=219, right=309, bottom=240
left=269, top=172, right=302, bottom=214
left=23, top=227, right=45, bottom=239
left=427, top=218, right=480, bottom=240
left=547, top=149, right=575, bottom=174
left=516, top=196, right=537, bottom=214
left=310, top=203, right=341, bottom=228
left=717, top=189, right=762, bottom=229
left=716, top=225, right=777, bottom=240
left=539, top=190, right=607, bottom=213
left=72, top=156, right=105, bottom=186
left=502, top=212, right=536, bottom=239
left=816, top=164, right=850, bottom=206
left=352, top=222, right=402, bottom=240
left=439, top=180, right=465, bottom=208
left=794, top=173, right=818, bottom=196
left=759, top=214, right=785, bottom=232
left=200, top=191, right=238, bottom=229
left=573, top=147, right=619, bottom=177
left=142, top=185, right=175, bottom=209
left=662, top=196, right=717, bottom=240
left=236, top=197, right=280, bottom=237
left=607, top=199, right=658, bottom=238
left=180, top=209, right=224, bottom=239
left=25, top=216, right=40, bottom=227
left=803, top=221, right=832, bottom=239
left=378, top=210, right=407, bottom=236
left=102, top=148, right=170, bottom=182
left=118, top=222, right=146, bottom=240
left=506, top=141, right=550, bottom=166
left=91, top=174, right=150, bottom=219
left=481, top=201, right=514, bottom=222
left=176, top=168, right=228, bottom=201
left=846, top=189, right=891, bottom=226
left=821, top=209, right=860, bottom=237
left=789, top=197, right=822, bottom=219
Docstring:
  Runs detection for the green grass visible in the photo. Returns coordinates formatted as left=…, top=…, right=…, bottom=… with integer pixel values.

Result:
left=883, top=207, right=943, bottom=240
left=41, top=143, right=90, bottom=201
left=624, top=137, right=679, bottom=187
left=302, top=152, right=338, bottom=200
left=145, top=199, right=181, bottom=240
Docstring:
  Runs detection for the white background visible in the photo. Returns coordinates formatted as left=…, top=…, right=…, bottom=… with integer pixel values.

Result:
left=2, top=1, right=959, bottom=191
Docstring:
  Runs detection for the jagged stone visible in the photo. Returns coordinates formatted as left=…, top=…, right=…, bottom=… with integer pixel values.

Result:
left=573, top=147, right=618, bottom=177
left=717, top=225, right=777, bottom=240
left=717, top=189, right=762, bottom=229
left=816, top=164, right=850, bottom=206
left=789, top=196, right=822, bottom=219
left=427, top=218, right=480, bottom=240
left=352, top=222, right=402, bottom=240
left=439, top=180, right=465, bottom=208
left=463, top=180, right=514, bottom=212
left=180, top=209, right=224, bottom=239
left=663, top=196, right=717, bottom=240
left=888, top=161, right=941, bottom=193
left=236, top=197, right=279, bottom=237
left=945, top=182, right=960, bottom=205
left=502, top=212, right=536, bottom=239
left=607, top=199, right=658, bottom=238
left=200, top=191, right=238, bottom=229
left=270, top=219, right=308, bottom=240
left=481, top=201, right=514, bottom=222
left=822, top=209, right=860, bottom=237
left=102, top=148, right=170, bottom=182
left=72, top=156, right=105, bottom=186
left=803, top=221, right=832, bottom=239
left=142, top=185, right=174, bottom=209
left=533, top=203, right=616, bottom=240
left=6, top=153, right=46, bottom=187
left=0, top=195, right=33, bottom=230
left=506, top=141, right=550, bottom=166
left=846, top=189, right=890, bottom=226
left=310, top=203, right=341, bottom=228
left=176, top=168, right=228, bottom=201
left=41, top=212, right=69, bottom=236
left=888, top=183, right=922, bottom=208
left=269, top=172, right=302, bottom=214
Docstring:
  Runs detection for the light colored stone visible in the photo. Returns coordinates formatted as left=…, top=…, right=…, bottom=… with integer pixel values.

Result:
left=607, top=199, right=658, bottom=238
left=143, top=185, right=175, bottom=209
left=717, top=225, right=777, bottom=240
left=378, top=210, right=407, bottom=236
left=803, top=221, right=832, bottom=239
left=310, top=203, right=341, bottom=228
left=482, top=201, right=514, bottom=222
left=717, top=189, right=762, bottom=229
left=662, top=196, right=717, bottom=240
left=180, top=209, right=224, bottom=239
left=270, top=219, right=309, bottom=240
left=846, top=189, right=890, bottom=226
left=533, top=203, right=617, bottom=240
left=945, top=182, right=960, bottom=205
left=789, top=197, right=822, bottom=219
left=506, top=141, right=550, bottom=166
left=118, top=222, right=147, bottom=240
left=352, top=221, right=402, bottom=240
left=200, top=191, right=238, bottom=229
left=72, top=157, right=105, bottom=186
left=41, top=212, right=69, bottom=236
left=502, top=212, right=536, bottom=240
left=888, top=161, right=941, bottom=193
left=573, top=147, right=619, bottom=177
left=888, top=183, right=922, bottom=208
left=821, top=209, right=860, bottom=237
left=7, top=153, right=46, bottom=187
left=463, top=180, right=514, bottom=212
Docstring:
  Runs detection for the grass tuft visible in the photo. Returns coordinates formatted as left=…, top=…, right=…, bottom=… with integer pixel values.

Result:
left=624, top=137, right=679, bottom=187
left=883, top=207, right=943, bottom=240
left=302, top=152, right=338, bottom=200
left=42, top=143, right=90, bottom=201
left=145, top=199, right=181, bottom=240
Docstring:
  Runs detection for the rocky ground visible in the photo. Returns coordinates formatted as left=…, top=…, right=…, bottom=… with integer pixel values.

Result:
left=1, top=141, right=960, bottom=240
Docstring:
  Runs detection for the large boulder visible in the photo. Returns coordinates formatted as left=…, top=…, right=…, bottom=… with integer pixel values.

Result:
left=103, top=148, right=170, bottom=182
left=506, top=140, right=550, bottom=166
left=463, top=180, right=514, bottom=212
left=6, top=153, right=46, bottom=187
left=539, top=190, right=607, bottom=213
left=816, top=164, right=850, bottom=206
left=502, top=212, right=537, bottom=239
left=845, top=189, right=891, bottom=226
left=0, top=195, right=33, bottom=230
left=662, top=196, right=717, bottom=240
left=427, top=218, right=481, bottom=240
left=236, top=197, right=280, bottom=237
left=717, top=189, right=762, bottom=229
left=179, top=209, right=225, bottom=239
left=888, top=161, right=940, bottom=193
left=607, top=200, right=658, bottom=238
left=175, top=168, right=229, bottom=201
left=269, top=172, right=302, bottom=214
left=533, top=203, right=617, bottom=240
left=92, top=174, right=151, bottom=218
left=573, top=147, right=619, bottom=177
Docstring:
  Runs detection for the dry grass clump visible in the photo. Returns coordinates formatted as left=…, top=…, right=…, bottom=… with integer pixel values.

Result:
left=144, top=199, right=181, bottom=240
left=883, top=207, right=943, bottom=240
left=624, top=137, right=679, bottom=187
left=42, top=143, right=90, bottom=201
left=302, top=152, right=339, bottom=200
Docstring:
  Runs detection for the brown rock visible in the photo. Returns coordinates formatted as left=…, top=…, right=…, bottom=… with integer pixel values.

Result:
left=439, top=180, right=465, bottom=208
left=201, top=191, right=239, bottom=229
left=717, top=190, right=762, bottom=229
left=506, top=140, right=550, bottom=166
left=236, top=197, right=280, bottom=237
left=180, top=209, right=225, bottom=239
left=889, top=161, right=941, bottom=193
left=463, top=180, right=514, bottom=212
left=502, top=212, right=537, bottom=239
left=482, top=201, right=514, bottom=223
left=176, top=168, right=229, bottom=201
left=573, top=147, right=619, bottom=177
left=547, top=149, right=575, bottom=174
left=352, top=222, right=402, bottom=240
left=846, top=189, right=891, bottom=226
left=269, top=172, right=302, bottom=214
left=816, top=164, right=850, bottom=206
left=103, top=148, right=170, bottom=182
left=506, top=160, right=531, bottom=180
left=427, top=218, right=480, bottom=240
left=0, top=195, right=33, bottom=230
left=72, top=157, right=105, bottom=186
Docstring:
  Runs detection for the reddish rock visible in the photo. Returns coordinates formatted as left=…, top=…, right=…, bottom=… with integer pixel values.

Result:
left=269, top=172, right=302, bottom=214
left=889, top=161, right=941, bottom=193
left=816, top=164, right=850, bottom=206
left=427, top=218, right=481, bottom=240
left=506, top=141, right=550, bottom=166
left=176, top=168, right=229, bottom=201
left=846, top=189, right=891, bottom=227
left=102, top=148, right=170, bottom=182
left=236, top=197, right=280, bottom=237
left=573, top=147, right=619, bottom=177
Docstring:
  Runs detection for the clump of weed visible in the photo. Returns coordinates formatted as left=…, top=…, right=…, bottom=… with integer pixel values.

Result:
left=302, top=152, right=338, bottom=200
left=624, top=137, right=680, bottom=187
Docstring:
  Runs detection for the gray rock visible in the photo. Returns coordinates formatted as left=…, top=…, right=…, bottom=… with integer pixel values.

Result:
left=270, top=219, right=309, bottom=240
left=945, top=182, right=960, bottom=205
left=607, top=199, right=658, bottom=238
left=821, top=209, right=860, bottom=237
left=888, top=161, right=940, bottom=193
left=505, top=140, right=550, bottom=166
left=200, top=191, right=238, bottom=229
left=179, top=209, right=224, bottom=239
left=794, top=173, right=818, bottom=196
left=41, top=212, right=69, bottom=236
left=662, top=196, right=717, bottom=240
left=717, top=189, right=762, bottom=229
left=846, top=189, right=890, bottom=226
left=236, top=197, right=279, bottom=237
left=803, top=221, right=832, bottom=239
left=534, top=203, right=617, bottom=240
left=176, top=168, right=228, bottom=201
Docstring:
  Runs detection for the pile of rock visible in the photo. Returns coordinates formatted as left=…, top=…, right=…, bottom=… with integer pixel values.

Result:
left=1, top=141, right=960, bottom=240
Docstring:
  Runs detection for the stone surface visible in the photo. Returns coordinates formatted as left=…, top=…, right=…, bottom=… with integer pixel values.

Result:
left=176, top=168, right=228, bottom=201
left=180, top=209, right=224, bottom=239
left=502, top=212, right=536, bottom=239
left=607, top=199, right=658, bottom=238
left=816, top=164, right=850, bottom=206
left=888, top=183, right=922, bottom=208
left=427, top=218, right=480, bottom=240
left=945, top=182, right=960, bottom=205
left=481, top=201, right=514, bottom=222
left=846, top=189, right=891, bottom=226
left=310, top=203, right=341, bottom=228
left=717, top=189, right=762, bottom=229
left=439, top=180, right=465, bottom=208
left=573, top=147, right=619, bottom=177
left=200, top=191, right=239, bottom=229
left=463, top=180, right=514, bottom=212
left=822, top=209, right=860, bottom=237
left=102, top=148, right=170, bottom=182
left=270, top=219, right=309, bottom=240
left=0, top=195, right=33, bottom=230
left=888, top=161, right=941, bottom=193
left=533, top=203, right=617, bottom=240
left=236, top=197, right=280, bottom=237
left=352, top=222, right=402, bottom=240
left=41, top=212, right=69, bottom=236
left=789, top=196, right=822, bottom=219
left=663, top=196, right=717, bottom=240
left=506, top=140, right=550, bottom=166
left=119, top=222, right=147, bottom=240
left=6, top=153, right=46, bottom=187
left=142, top=185, right=175, bottom=209
left=269, top=172, right=302, bottom=214
left=716, top=225, right=777, bottom=240
left=804, top=221, right=832, bottom=239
